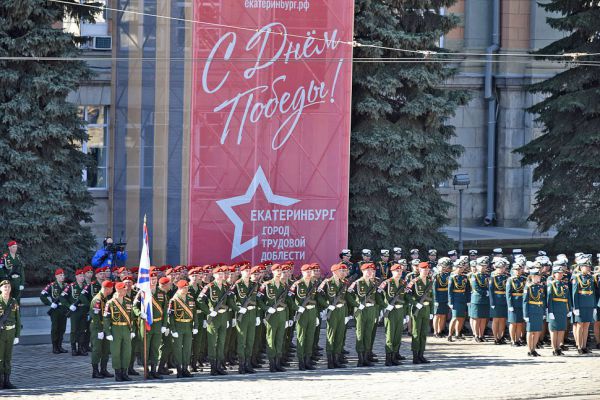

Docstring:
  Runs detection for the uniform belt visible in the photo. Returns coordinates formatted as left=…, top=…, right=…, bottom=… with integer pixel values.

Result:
left=452, top=290, right=465, bottom=293
left=196, top=310, right=203, bottom=314
left=175, top=318, right=192, bottom=323
left=528, top=301, right=543, bottom=305
left=364, top=303, right=374, bottom=307
left=437, top=288, right=448, bottom=292
left=494, top=291, right=506, bottom=295
left=276, top=307, right=285, bottom=312
left=394, top=304, right=403, bottom=309
left=423, top=302, right=430, bottom=306
left=112, top=322, right=129, bottom=326
left=512, top=293, right=523, bottom=296
left=336, top=303, right=345, bottom=308
left=2, top=325, right=15, bottom=330
left=247, top=306, right=256, bottom=310
left=578, top=290, right=593, bottom=295
left=552, top=298, right=568, bottom=303
left=217, top=309, right=227, bottom=314
left=305, top=305, right=316, bottom=310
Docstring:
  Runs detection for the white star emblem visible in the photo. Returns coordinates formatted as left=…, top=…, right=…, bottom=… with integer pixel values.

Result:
left=216, top=166, right=300, bottom=259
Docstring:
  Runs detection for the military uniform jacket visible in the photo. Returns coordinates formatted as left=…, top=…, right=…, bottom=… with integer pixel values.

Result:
left=433, top=272, right=450, bottom=304
left=0, top=253, right=24, bottom=293
left=595, top=273, right=600, bottom=307
left=376, top=261, right=391, bottom=280
left=103, top=297, right=134, bottom=334
left=572, top=273, right=596, bottom=309
left=523, top=283, right=546, bottom=317
left=198, top=282, right=234, bottom=315
left=168, top=293, right=199, bottom=329
left=317, top=277, right=347, bottom=309
left=406, top=276, right=434, bottom=308
left=133, top=288, right=168, bottom=326
left=87, top=280, right=101, bottom=300
left=546, top=280, right=571, bottom=314
left=90, top=292, right=109, bottom=332
left=289, top=279, right=318, bottom=312
left=40, top=281, right=67, bottom=310
left=257, top=280, right=292, bottom=311
left=346, top=278, right=378, bottom=308
left=448, top=273, right=468, bottom=306
left=489, top=273, right=508, bottom=308
left=230, top=279, right=259, bottom=311
left=506, top=275, right=526, bottom=309
left=376, top=278, right=407, bottom=308
left=0, top=296, right=20, bottom=336
left=60, top=282, right=91, bottom=312
left=469, top=272, right=490, bottom=305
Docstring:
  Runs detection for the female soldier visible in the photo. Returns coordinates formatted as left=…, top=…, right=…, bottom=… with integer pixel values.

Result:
left=467, top=260, right=477, bottom=336
left=547, top=264, right=571, bottom=356
left=447, top=258, right=469, bottom=342
left=593, top=263, right=600, bottom=350
left=469, top=257, right=490, bottom=342
left=523, top=269, right=546, bottom=357
left=432, top=257, right=451, bottom=338
left=489, top=259, right=509, bottom=344
left=506, top=263, right=526, bottom=346
left=572, top=257, right=596, bottom=354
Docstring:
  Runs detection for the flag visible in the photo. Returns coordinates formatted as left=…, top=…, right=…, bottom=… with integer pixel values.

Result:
left=138, top=215, right=153, bottom=331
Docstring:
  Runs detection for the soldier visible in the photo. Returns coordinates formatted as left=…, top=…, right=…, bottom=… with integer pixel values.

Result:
left=230, top=265, right=261, bottom=374
left=133, top=269, right=168, bottom=379
left=377, top=263, right=407, bottom=366
left=377, top=250, right=391, bottom=280
left=104, top=281, right=135, bottom=381
left=523, top=268, right=545, bottom=357
left=547, top=264, right=571, bottom=356
left=290, top=264, right=319, bottom=371
left=432, top=257, right=451, bottom=338
left=447, top=250, right=458, bottom=264
left=594, top=260, right=600, bottom=350
left=123, top=276, right=141, bottom=376
left=224, top=264, right=239, bottom=367
left=157, top=276, right=175, bottom=375
left=60, top=269, right=90, bottom=356
left=392, top=247, right=403, bottom=263
left=469, top=257, right=490, bottom=342
left=257, top=263, right=292, bottom=373
left=409, top=249, right=420, bottom=262
left=407, top=262, right=433, bottom=364
left=82, top=265, right=98, bottom=353
left=468, top=250, right=478, bottom=262
left=187, top=267, right=203, bottom=371
left=198, top=266, right=234, bottom=376
left=0, top=280, right=20, bottom=389
left=0, top=241, right=25, bottom=303
left=168, top=280, right=199, bottom=378
left=90, top=280, right=114, bottom=378
left=507, top=262, right=526, bottom=346
left=489, top=258, right=509, bottom=344
left=448, top=258, right=469, bottom=342
left=572, top=256, right=596, bottom=354
left=347, top=262, right=378, bottom=367
left=339, top=249, right=355, bottom=278
left=39, top=268, right=69, bottom=354
left=317, top=263, right=348, bottom=369
left=427, top=249, right=438, bottom=271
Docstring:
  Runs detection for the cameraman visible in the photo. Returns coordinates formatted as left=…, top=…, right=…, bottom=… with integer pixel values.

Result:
left=91, top=237, right=127, bottom=270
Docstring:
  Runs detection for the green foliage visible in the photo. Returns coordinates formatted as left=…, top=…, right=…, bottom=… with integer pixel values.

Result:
left=350, top=0, right=470, bottom=252
left=0, top=0, right=101, bottom=282
left=515, top=0, right=600, bottom=253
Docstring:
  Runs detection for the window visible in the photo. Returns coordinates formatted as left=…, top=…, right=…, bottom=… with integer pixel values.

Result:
left=80, top=106, right=109, bottom=189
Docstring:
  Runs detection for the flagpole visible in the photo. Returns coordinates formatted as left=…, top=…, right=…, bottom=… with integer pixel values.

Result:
left=144, top=320, right=148, bottom=380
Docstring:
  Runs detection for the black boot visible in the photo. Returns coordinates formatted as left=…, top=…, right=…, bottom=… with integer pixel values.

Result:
left=52, top=340, right=60, bottom=354
left=176, top=365, right=183, bottom=378
left=238, top=357, right=246, bottom=374
left=298, top=357, right=306, bottom=371
left=269, top=358, right=277, bottom=372
left=216, top=360, right=228, bottom=375
left=78, top=341, right=88, bottom=356
left=92, top=364, right=104, bottom=379
left=210, top=359, right=218, bottom=376
left=275, top=356, right=286, bottom=372
left=357, top=352, right=365, bottom=367
left=251, top=355, right=262, bottom=368
left=58, top=339, right=68, bottom=353
left=334, top=354, right=346, bottom=368
left=419, top=351, right=430, bottom=364
left=385, top=352, right=392, bottom=366
left=0, top=373, right=4, bottom=389
left=128, top=364, right=140, bottom=376
left=115, top=369, right=123, bottom=382
left=304, top=356, right=316, bottom=370
left=190, top=357, right=198, bottom=372
left=4, top=373, right=16, bottom=390
left=412, top=351, right=422, bottom=364
left=327, top=353, right=335, bottom=369
left=182, top=365, right=193, bottom=378
left=363, top=352, right=374, bottom=367
left=121, top=368, right=132, bottom=381
left=71, top=343, right=78, bottom=356
left=158, top=361, right=172, bottom=375
left=100, top=361, right=114, bottom=378
left=245, top=359, right=256, bottom=374
left=397, top=351, right=406, bottom=361
left=150, top=364, right=163, bottom=379
left=391, top=352, right=402, bottom=366
left=367, top=351, right=378, bottom=363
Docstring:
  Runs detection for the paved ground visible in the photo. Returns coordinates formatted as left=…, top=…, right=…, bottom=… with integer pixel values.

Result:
left=5, top=327, right=599, bottom=400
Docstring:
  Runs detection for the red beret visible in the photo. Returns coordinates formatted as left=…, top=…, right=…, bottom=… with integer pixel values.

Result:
left=240, top=264, right=251, bottom=272
left=159, top=277, right=171, bottom=285
left=82, top=266, right=93, bottom=273
left=165, top=268, right=173, bottom=276
left=360, top=263, right=376, bottom=271
left=122, top=276, right=133, bottom=282
left=102, top=281, right=114, bottom=288
left=418, top=262, right=430, bottom=270
left=75, top=269, right=84, bottom=276
left=7, top=241, right=17, bottom=247
left=228, top=265, right=236, bottom=272
left=391, top=264, right=403, bottom=271
left=272, top=264, right=283, bottom=271
left=331, top=263, right=347, bottom=272
left=311, top=263, right=321, bottom=271
left=115, top=282, right=126, bottom=290
left=55, top=268, right=64, bottom=276
left=301, top=264, right=312, bottom=272
left=250, top=266, right=262, bottom=274
left=150, top=271, right=158, bottom=278
left=117, top=267, right=127, bottom=274
left=130, top=267, right=139, bottom=273
left=176, top=280, right=188, bottom=288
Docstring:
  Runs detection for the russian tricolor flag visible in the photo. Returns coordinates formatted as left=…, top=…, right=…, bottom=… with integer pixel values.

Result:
left=138, top=216, right=153, bottom=331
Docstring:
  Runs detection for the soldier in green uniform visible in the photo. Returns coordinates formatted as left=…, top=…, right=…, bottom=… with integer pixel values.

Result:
left=90, top=280, right=114, bottom=378
left=257, top=263, right=292, bottom=373
left=157, top=276, right=175, bottom=375
left=347, top=262, right=378, bottom=367
left=0, top=280, right=20, bottom=389
left=317, top=263, right=348, bottom=369
left=187, top=267, right=203, bottom=371
left=168, top=280, right=199, bottom=378
left=407, top=262, right=433, bottom=364
left=0, top=241, right=25, bottom=303
left=224, top=264, right=239, bottom=367
left=377, top=263, right=407, bottom=366
left=250, top=264, right=267, bottom=369
left=122, top=276, right=142, bottom=376
left=40, top=268, right=69, bottom=354
left=198, top=266, right=234, bottom=376
left=281, top=262, right=295, bottom=368
left=290, top=263, right=320, bottom=371
left=104, top=281, right=135, bottom=381
left=82, top=265, right=98, bottom=353
left=60, top=269, right=91, bottom=356
left=133, top=269, right=168, bottom=379
left=230, top=265, right=261, bottom=374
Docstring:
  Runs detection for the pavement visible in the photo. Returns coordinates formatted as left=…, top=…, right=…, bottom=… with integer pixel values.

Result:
left=5, top=327, right=600, bottom=400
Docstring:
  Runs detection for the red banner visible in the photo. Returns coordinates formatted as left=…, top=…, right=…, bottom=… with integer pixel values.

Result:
left=190, top=0, right=354, bottom=271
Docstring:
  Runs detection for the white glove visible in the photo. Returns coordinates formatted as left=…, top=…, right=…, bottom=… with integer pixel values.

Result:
left=594, top=309, right=598, bottom=318
left=567, top=311, right=572, bottom=318
left=267, top=307, right=276, bottom=314
left=297, top=306, right=305, bottom=314
left=209, top=311, right=218, bottom=317
left=434, top=302, right=439, bottom=307
left=542, top=315, right=546, bottom=320
left=140, top=311, right=147, bottom=320
left=358, top=304, right=365, bottom=310
left=171, top=332, right=179, bottom=338
left=284, top=320, right=290, bottom=328
left=130, top=332, right=135, bottom=339
left=203, top=321, right=208, bottom=329
left=13, top=338, right=19, bottom=345
left=344, top=316, right=351, bottom=325
left=524, top=317, right=529, bottom=322
left=385, top=305, right=393, bottom=311
left=416, top=303, right=423, bottom=310
left=508, top=307, right=514, bottom=312
left=429, top=314, right=433, bottom=320
left=256, top=317, right=261, bottom=326
left=491, top=305, right=495, bottom=309
left=69, top=305, right=77, bottom=312
left=548, top=313, right=555, bottom=320
left=573, top=309, right=580, bottom=316
left=50, top=303, right=58, bottom=309
left=327, top=305, right=335, bottom=311
left=106, top=335, right=114, bottom=341
left=404, top=316, right=409, bottom=324
left=320, top=311, right=327, bottom=320
left=226, top=321, right=230, bottom=328
left=449, top=304, right=453, bottom=309
left=231, top=319, right=237, bottom=327
left=161, top=326, right=167, bottom=334
left=316, top=317, right=320, bottom=325
left=97, top=332, right=105, bottom=340
left=239, top=307, right=247, bottom=314
left=192, top=328, right=198, bottom=335
left=19, top=285, right=24, bottom=291
left=287, top=320, right=293, bottom=327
